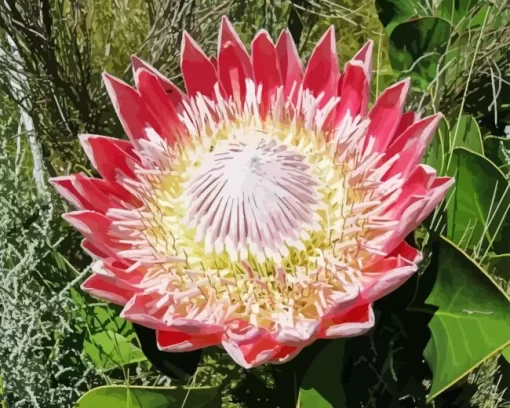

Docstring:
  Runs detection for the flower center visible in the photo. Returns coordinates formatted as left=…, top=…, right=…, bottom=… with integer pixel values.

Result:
left=183, top=136, right=321, bottom=261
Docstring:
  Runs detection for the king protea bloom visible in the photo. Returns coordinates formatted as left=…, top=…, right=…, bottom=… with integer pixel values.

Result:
left=50, top=17, right=453, bottom=368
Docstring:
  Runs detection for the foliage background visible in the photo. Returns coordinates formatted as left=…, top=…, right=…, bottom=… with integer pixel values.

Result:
left=0, top=0, right=508, bottom=407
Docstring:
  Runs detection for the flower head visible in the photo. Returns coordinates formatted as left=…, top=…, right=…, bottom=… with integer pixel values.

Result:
left=51, top=17, right=453, bottom=368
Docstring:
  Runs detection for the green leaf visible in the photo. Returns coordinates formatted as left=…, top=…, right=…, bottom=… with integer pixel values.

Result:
left=83, top=330, right=146, bottom=371
left=89, top=305, right=132, bottom=337
left=503, top=346, right=510, bottom=363
left=389, top=17, right=453, bottom=90
left=74, top=385, right=220, bottom=408
left=436, top=0, right=483, bottom=29
left=423, top=116, right=448, bottom=175
left=299, top=340, right=347, bottom=408
left=423, top=236, right=510, bottom=400
left=446, top=147, right=510, bottom=254
left=450, top=115, right=484, bottom=154
left=374, top=0, right=429, bottom=34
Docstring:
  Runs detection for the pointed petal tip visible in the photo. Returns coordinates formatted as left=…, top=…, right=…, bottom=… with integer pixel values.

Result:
left=130, top=54, right=142, bottom=67
left=78, top=133, right=93, bottom=143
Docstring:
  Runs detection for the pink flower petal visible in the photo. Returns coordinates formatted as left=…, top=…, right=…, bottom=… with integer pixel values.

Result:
left=273, top=319, right=320, bottom=345
left=121, top=293, right=170, bottom=330
left=135, top=68, right=188, bottom=146
left=222, top=320, right=282, bottom=368
left=360, top=242, right=423, bottom=302
left=81, top=274, right=133, bottom=306
left=251, top=30, right=282, bottom=118
left=386, top=114, right=442, bottom=158
left=269, top=345, right=302, bottom=364
left=352, top=40, right=374, bottom=78
left=100, top=258, right=145, bottom=288
left=78, top=134, right=138, bottom=202
left=50, top=176, right=93, bottom=210
left=322, top=303, right=375, bottom=338
left=393, top=111, right=420, bottom=142
left=218, top=16, right=253, bottom=80
left=130, top=55, right=186, bottom=106
left=157, top=330, right=221, bottom=352
left=210, top=55, right=218, bottom=70
left=62, top=211, right=127, bottom=256
left=81, top=238, right=108, bottom=259
left=303, top=27, right=338, bottom=104
left=384, top=165, right=436, bottom=220
left=417, top=176, right=455, bottom=224
left=181, top=32, right=220, bottom=99
left=276, top=29, right=303, bottom=105
left=71, top=174, right=124, bottom=214
left=335, top=60, right=369, bottom=125
left=218, top=42, right=250, bottom=104
left=365, top=78, right=410, bottom=154
left=103, top=73, right=162, bottom=144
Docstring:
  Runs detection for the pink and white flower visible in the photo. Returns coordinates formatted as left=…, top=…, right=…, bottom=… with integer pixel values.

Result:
left=50, top=17, right=453, bottom=368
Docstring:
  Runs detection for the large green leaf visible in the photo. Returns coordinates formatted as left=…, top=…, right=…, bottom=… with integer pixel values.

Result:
left=389, top=17, right=453, bottom=90
left=503, top=346, right=510, bottom=363
left=450, top=115, right=484, bottom=154
left=423, top=236, right=510, bottom=400
left=436, top=0, right=483, bottom=29
left=83, top=330, right=146, bottom=371
left=374, top=0, right=428, bottom=34
left=75, top=385, right=220, bottom=408
left=423, top=116, right=448, bottom=175
left=446, top=147, right=510, bottom=254
left=299, top=340, right=346, bottom=407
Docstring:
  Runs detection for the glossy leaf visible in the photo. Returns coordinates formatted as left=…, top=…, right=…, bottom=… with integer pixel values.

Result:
left=83, top=330, right=146, bottom=371
left=389, top=17, right=453, bottom=90
left=503, top=346, right=510, bottom=363
left=374, top=0, right=428, bottom=34
left=74, top=385, right=220, bottom=408
left=299, top=340, right=347, bottom=407
left=424, top=236, right=510, bottom=400
left=423, top=116, right=448, bottom=175
left=446, top=147, right=510, bottom=253
left=436, top=0, right=483, bottom=29
left=450, top=115, right=484, bottom=154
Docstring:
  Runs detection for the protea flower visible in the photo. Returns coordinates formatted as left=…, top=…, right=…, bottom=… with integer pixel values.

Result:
left=50, top=17, right=453, bottom=368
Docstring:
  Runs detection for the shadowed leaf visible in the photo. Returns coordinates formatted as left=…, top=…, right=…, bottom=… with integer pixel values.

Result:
left=133, top=324, right=202, bottom=382
left=389, top=17, right=453, bottom=90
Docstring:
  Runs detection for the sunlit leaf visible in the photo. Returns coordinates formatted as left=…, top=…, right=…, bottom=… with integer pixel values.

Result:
left=74, top=385, right=220, bottom=408
left=446, top=147, right=510, bottom=254
left=450, top=115, right=484, bottom=154
left=83, top=330, right=146, bottom=371
left=423, top=116, right=448, bottom=175
left=424, top=236, right=510, bottom=400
